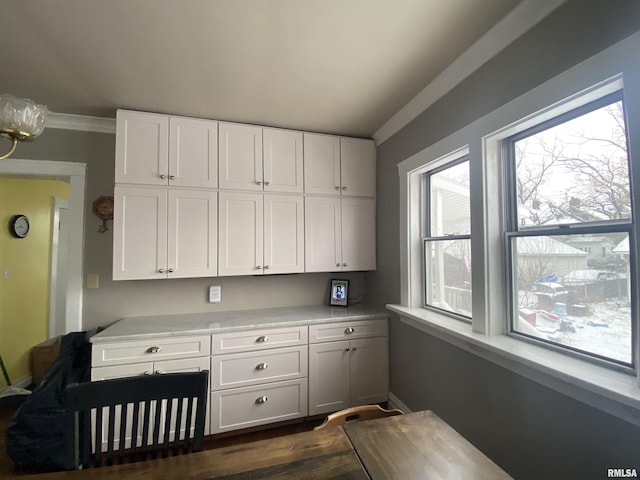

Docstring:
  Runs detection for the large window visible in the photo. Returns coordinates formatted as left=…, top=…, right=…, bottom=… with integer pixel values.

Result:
left=423, top=158, right=471, bottom=319
left=506, top=92, right=635, bottom=368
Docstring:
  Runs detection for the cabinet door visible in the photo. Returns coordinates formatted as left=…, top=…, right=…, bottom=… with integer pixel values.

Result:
left=115, top=110, right=169, bottom=185
left=218, top=192, right=264, bottom=276
left=341, top=197, right=376, bottom=271
left=350, top=336, right=388, bottom=406
left=308, top=341, right=350, bottom=416
left=168, top=189, right=217, bottom=278
left=263, top=128, right=303, bottom=193
left=303, top=133, right=341, bottom=195
left=169, top=116, right=218, bottom=188
left=340, top=137, right=375, bottom=197
left=264, top=194, right=304, bottom=274
left=219, top=122, right=263, bottom=191
left=304, top=196, right=342, bottom=272
left=113, top=185, right=168, bottom=280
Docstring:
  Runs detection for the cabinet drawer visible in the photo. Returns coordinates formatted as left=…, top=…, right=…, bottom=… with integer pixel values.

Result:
left=92, top=335, right=212, bottom=367
left=210, top=379, right=308, bottom=433
left=309, top=319, right=388, bottom=343
left=212, top=326, right=307, bottom=354
left=211, top=346, right=307, bottom=390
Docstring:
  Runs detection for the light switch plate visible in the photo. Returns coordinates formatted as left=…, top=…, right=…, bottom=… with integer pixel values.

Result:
left=209, top=285, right=221, bottom=303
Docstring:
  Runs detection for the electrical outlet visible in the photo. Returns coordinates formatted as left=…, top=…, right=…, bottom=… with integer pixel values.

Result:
left=209, top=285, right=221, bottom=303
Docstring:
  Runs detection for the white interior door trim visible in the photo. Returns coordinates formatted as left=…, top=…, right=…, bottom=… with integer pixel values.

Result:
left=0, top=158, right=86, bottom=334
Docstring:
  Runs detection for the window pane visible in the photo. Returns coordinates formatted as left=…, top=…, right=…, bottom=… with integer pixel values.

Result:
left=429, top=160, right=470, bottom=235
left=511, top=233, right=632, bottom=365
left=425, top=239, right=472, bottom=317
left=513, top=101, right=631, bottom=228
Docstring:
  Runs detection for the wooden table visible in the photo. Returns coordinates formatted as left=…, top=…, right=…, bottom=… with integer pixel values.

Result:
left=17, top=410, right=512, bottom=479
left=344, top=410, right=513, bottom=479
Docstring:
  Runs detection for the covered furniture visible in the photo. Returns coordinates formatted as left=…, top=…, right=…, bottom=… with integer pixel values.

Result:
left=64, top=371, right=208, bottom=469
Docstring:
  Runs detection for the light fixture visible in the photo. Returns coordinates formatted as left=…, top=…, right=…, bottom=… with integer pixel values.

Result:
left=0, top=94, right=48, bottom=160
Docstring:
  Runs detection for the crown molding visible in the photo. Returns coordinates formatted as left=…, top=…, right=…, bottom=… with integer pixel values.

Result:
left=46, top=112, right=116, bottom=134
left=373, top=0, right=567, bottom=145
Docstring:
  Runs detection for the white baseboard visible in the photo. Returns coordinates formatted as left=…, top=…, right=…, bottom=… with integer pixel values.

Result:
left=388, top=392, right=412, bottom=413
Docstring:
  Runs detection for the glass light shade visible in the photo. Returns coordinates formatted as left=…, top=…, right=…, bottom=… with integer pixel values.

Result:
left=0, top=93, right=48, bottom=140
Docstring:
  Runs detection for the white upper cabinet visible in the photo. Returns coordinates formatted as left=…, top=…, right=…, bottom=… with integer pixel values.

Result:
left=113, top=185, right=217, bottom=280
left=303, top=133, right=341, bottom=195
left=303, top=133, right=375, bottom=197
left=341, top=197, right=376, bottom=271
left=218, top=122, right=263, bottom=191
left=116, top=110, right=169, bottom=186
left=340, top=137, right=376, bottom=197
left=169, top=116, right=218, bottom=188
left=263, top=128, right=304, bottom=193
left=218, top=192, right=304, bottom=276
left=115, top=110, right=218, bottom=188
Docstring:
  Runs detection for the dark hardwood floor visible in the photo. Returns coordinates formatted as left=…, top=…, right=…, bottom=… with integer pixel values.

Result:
left=0, top=394, right=322, bottom=477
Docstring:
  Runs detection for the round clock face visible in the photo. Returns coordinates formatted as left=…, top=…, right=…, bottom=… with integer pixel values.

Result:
left=10, top=214, right=30, bottom=238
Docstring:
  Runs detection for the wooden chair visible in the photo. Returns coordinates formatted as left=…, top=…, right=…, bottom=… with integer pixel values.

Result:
left=314, top=404, right=404, bottom=430
left=65, top=371, right=208, bottom=469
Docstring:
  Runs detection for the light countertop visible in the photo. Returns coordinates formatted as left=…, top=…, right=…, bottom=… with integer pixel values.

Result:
left=91, top=304, right=388, bottom=343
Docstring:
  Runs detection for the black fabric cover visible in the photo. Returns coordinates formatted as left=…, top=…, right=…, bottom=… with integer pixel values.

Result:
left=5, top=331, right=91, bottom=471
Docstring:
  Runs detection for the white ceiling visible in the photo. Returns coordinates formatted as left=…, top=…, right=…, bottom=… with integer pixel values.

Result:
left=0, top=0, right=538, bottom=139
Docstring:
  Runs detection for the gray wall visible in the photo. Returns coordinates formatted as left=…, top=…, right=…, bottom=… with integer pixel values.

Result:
left=369, top=1, right=640, bottom=479
left=15, top=130, right=366, bottom=331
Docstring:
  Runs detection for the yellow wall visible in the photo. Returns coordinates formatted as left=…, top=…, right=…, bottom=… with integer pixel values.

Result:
left=0, top=177, right=69, bottom=387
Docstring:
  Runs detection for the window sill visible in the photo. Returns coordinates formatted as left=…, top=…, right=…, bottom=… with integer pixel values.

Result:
left=387, top=304, right=640, bottom=427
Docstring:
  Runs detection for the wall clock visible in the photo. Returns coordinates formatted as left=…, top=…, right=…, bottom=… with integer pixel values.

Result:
left=9, top=214, right=30, bottom=238
left=93, top=196, right=114, bottom=233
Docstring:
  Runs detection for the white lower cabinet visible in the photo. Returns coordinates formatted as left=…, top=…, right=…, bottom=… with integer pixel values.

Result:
left=210, top=326, right=308, bottom=433
left=308, top=320, right=389, bottom=416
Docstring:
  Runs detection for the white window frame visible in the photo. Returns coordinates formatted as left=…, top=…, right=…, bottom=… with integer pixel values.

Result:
left=390, top=31, right=640, bottom=427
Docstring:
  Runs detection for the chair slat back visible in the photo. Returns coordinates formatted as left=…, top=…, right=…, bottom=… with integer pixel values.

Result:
left=65, top=371, right=208, bottom=469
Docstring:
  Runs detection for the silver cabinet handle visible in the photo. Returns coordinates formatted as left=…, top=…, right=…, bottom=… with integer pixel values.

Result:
left=256, top=265, right=262, bottom=270
left=345, top=327, right=355, bottom=334
left=264, top=265, right=270, bottom=270
left=343, top=263, right=348, bottom=267
left=345, top=347, right=350, bottom=352
left=264, top=181, right=270, bottom=186
left=256, top=335, right=269, bottom=343
left=256, top=180, right=262, bottom=185
left=155, top=369, right=165, bottom=374
left=146, top=346, right=162, bottom=353
left=334, top=186, right=340, bottom=190
left=169, top=175, right=175, bottom=180
left=168, top=268, right=174, bottom=273
left=342, top=186, right=348, bottom=191
left=158, top=268, right=165, bottom=273
left=160, top=174, right=167, bottom=179
left=336, top=263, right=341, bottom=267
left=255, top=396, right=268, bottom=404
left=352, top=347, right=357, bottom=351
left=143, top=371, right=152, bottom=376
left=255, top=362, right=269, bottom=370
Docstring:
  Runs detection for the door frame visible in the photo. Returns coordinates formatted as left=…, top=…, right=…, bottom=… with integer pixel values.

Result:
left=0, top=158, right=86, bottom=334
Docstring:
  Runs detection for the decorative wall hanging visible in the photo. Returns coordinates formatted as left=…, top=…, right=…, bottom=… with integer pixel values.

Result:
left=93, top=196, right=114, bottom=233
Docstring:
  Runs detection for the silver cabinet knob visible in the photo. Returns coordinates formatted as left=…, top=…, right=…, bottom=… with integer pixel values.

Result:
left=256, top=335, right=269, bottom=343
left=342, top=186, right=348, bottom=191
left=155, top=369, right=165, bottom=374
left=336, top=263, right=341, bottom=268
left=255, top=362, right=269, bottom=370
left=169, top=175, right=175, bottom=180
left=158, top=268, right=165, bottom=273
left=256, top=180, right=262, bottom=185
left=345, top=347, right=350, bottom=352
left=343, top=263, right=348, bottom=267
left=264, top=181, right=270, bottom=186
left=264, top=265, right=270, bottom=270
left=352, top=347, right=357, bottom=351
left=160, top=174, right=167, bottom=179
left=345, top=327, right=355, bottom=334
left=168, top=268, right=174, bottom=273
left=256, top=265, right=262, bottom=270
left=146, top=346, right=162, bottom=353
left=334, top=186, right=341, bottom=190
left=255, top=396, right=268, bottom=404
left=143, top=371, right=152, bottom=376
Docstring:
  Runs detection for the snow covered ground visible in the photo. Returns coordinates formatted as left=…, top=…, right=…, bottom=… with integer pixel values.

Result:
left=518, top=295, right=632, bottom=365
